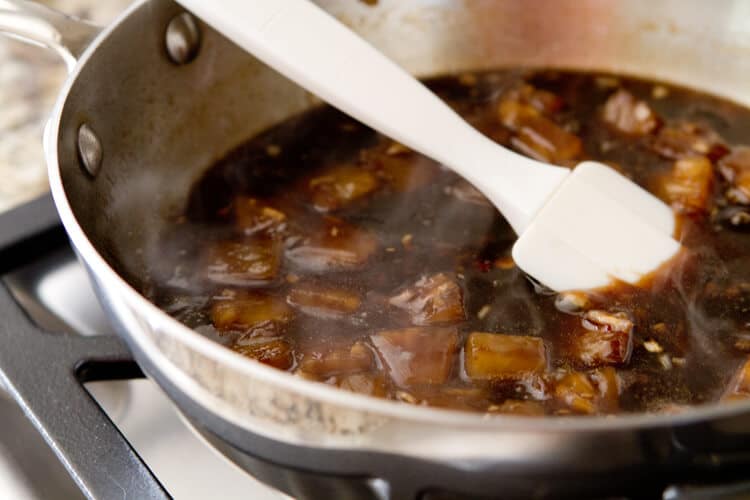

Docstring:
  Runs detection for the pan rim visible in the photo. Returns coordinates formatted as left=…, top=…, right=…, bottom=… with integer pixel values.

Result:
left=43, top=0, right=750, bottom=442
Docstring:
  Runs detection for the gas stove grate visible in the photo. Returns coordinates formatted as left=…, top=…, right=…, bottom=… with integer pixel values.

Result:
left=0, top=194, right=169, bottom=500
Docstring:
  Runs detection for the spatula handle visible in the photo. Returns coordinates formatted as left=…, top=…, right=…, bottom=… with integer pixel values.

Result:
left=177, top=0, right=569, bottom=232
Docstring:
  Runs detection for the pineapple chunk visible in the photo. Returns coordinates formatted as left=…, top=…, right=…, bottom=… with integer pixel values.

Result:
left=211, top=290, right=293, bottom=336
left=285, top=217, right=378, bottom=272
left=663, top=156, right=714, bottom=214
left=498, top=99, right=540, bottom=131
left=553, top=372, right=598, bottom=414
left=497, top=84, right=563, bottom=130
left=571, top=310, right=633, bottom=367
left=602, top=89, right=660, bottom=136
left=517, top=84, right=563, bottom=115
left=371, top=327, right=458, bottom=386
left=464, top=332, right=547, bottom=382
left=309, top=165, right=379, bottom=212
left=287, top=283, right=361, bottom=319
left=651, top=122, right=728, bottom=161
left=233, top=339, right=294, bottom=370
left=205, top=239, right=280, bottom=286
left=234, top=197, right=287, bottom=236
left=590, top=366, right=621, bottom=412
left=511, top=115, right=583, bottom=163
left=497, top=84, right=580, bottom=163
left=554, top=291, right=591, bottom=314
left=583, top=310, right=634, bottom=333
left=389, top=273, right=465, bottom=326
left=299, top=342, right=373, bottom=378
left=553, top=367, right=621, bottom=415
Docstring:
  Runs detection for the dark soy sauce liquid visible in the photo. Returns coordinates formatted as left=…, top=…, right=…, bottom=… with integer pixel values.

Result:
left=145, top=70, right=750, bottom=415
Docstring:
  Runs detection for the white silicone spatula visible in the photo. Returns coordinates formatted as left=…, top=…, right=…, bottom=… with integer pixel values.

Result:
left=177, top=0, right=681, bottom=292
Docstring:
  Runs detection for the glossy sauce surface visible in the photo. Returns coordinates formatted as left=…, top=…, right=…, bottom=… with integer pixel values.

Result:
left=146, top=70, right=750, bottom=416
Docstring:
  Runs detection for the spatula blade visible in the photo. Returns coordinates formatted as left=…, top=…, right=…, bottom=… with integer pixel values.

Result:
left=511, top=161, right=681, bottom=292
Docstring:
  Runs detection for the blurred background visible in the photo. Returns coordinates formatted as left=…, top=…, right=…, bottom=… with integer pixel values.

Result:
left=0, top=0, right=127, bottom=213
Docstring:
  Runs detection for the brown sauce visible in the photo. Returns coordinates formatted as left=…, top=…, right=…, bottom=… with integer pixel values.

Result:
left=146, top=70, right=750, bottom=416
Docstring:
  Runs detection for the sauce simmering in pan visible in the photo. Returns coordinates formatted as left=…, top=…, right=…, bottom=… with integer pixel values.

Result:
left=147, top=70, right=750, bottom=416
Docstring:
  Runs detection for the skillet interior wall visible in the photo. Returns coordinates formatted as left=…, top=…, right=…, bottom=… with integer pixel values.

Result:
left=57, top=0, right=750, bottom=291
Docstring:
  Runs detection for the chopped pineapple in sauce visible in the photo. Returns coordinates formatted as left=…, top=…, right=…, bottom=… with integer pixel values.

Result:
left=154, top=70, right=750, bottom=416
left=602, top=89, right=660, bottom=136
left=205, top=239, right=280, bottom=286
left=309, top=165, right=379, bottom=212
left=285, top=217, right=378, bottom=272
left=287, top=283, right=361, bottom=319
left=389, top=273, right=465, bottom=326
left=211, top=290, right=293, bottom=337
left=371, top=327, right=458, bottom=387
left=464, top=333, right=547, bottom=382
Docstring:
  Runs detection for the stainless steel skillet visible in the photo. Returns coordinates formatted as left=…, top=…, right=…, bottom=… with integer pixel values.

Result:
left=3, top=0, right=750, bottom=498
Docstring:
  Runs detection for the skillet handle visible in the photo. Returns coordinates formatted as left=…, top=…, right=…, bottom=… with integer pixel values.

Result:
left=0, top=0, right=100, bottom=70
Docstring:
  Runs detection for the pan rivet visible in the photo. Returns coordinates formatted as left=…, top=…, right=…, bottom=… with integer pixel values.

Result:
left=166, top=12, right=201, bottom=65
left=77, top=124, right=103, bottom=178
